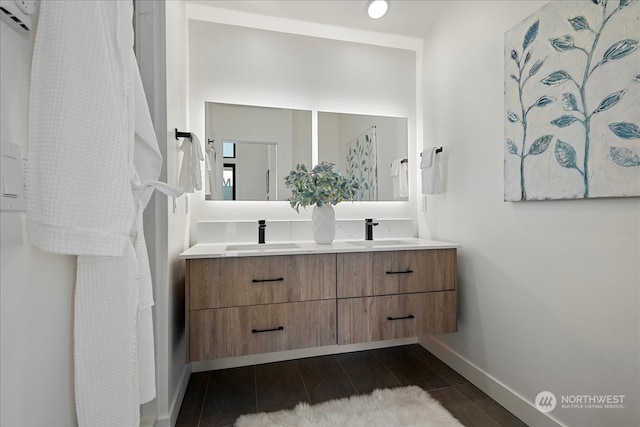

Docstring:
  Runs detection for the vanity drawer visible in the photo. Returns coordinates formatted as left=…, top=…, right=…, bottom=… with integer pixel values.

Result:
left=188, top=254, right=336, bottom=309
left=337, top=291, right=457, bottom=344
left=189, top=300, right=337, bottom=360
left=337, top=249, right=456, bottom=298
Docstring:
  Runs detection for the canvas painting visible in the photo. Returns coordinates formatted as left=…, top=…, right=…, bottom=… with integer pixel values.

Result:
left=504, top=0, right=640, bottom=201
left=346, top=126, right=378, bottom=201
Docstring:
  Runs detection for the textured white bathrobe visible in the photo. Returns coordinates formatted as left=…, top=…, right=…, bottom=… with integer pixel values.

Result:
left=27, top=1, right=182, bottom=425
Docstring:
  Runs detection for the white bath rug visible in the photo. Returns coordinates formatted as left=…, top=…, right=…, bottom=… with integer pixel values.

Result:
left=235, top=386, right=464, bottom=427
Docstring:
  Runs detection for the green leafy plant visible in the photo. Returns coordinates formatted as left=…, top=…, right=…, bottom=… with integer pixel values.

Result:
left=284, top=161, right=361, bottom=212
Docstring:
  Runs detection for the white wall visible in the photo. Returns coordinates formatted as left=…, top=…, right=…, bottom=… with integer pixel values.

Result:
left=136, top=1, right=191, bottom=425
left=0, top=17, right=77, bottom=427
left=292, top=109, right=312, bottom=167
left=163, top=1, right=191, bottom=425
left=420, top=2, right=640, bottom=427
left=185, top=8, right=420, bottom=242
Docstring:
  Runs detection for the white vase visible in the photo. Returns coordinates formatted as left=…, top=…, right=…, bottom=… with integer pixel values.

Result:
left=312, top=204, right=336, bottom=244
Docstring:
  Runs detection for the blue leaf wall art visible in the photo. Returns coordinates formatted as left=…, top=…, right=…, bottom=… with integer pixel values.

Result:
left=504, top=0, right=640, bottom=201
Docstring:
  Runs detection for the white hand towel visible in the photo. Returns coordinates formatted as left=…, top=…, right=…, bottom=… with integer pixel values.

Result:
left=179, top=133, right=204, bottom=193
left=390, top=159, right=401, bottom=177
left=398, top=161, right=409, bottom=199
left=420, top=147, right=443, bottom=194
left=391, top=159, right=408, bottom=199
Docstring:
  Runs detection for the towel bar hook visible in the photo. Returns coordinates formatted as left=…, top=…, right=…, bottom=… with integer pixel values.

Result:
left=420, top=147, right=443, bottom=157
left=175, top=128, right=192, bottom=141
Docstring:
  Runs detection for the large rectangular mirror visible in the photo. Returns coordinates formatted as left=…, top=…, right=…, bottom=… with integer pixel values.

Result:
left=204, top=102, right=312, bottom=201
left=318, top=112, right=409, bottom=201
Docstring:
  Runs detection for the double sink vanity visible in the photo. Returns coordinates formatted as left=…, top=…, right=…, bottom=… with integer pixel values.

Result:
left=179, top=237, right=459, bottom=362
left=185, top=19, right=457, bottom=365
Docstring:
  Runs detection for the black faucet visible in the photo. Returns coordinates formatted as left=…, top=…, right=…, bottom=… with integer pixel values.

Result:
left=258, top=220, right=266, bottom=244
left=365, top=218, right=379, bottom=241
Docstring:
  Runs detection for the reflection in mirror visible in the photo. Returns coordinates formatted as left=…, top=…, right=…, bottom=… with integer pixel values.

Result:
left=205, top=102, right=312, bottom=201
left=219, top=140, right=277, bottom=200
left=318, top=112, right=408, bottom=201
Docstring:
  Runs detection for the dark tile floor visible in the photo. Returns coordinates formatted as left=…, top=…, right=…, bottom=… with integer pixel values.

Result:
left=176, top=344, right=528, bottom=427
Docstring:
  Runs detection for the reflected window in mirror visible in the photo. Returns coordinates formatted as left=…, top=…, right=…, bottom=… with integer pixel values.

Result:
left=223, top=141, right=236, bottom=158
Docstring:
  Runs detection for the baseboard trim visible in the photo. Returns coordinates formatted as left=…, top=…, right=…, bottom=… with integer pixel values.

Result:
left=419, top=336, right=564, bottom=427
left=140, top=415, right=156, bottom=427
left=154, top=364, right=191, bottom=427
left=191, top=338, right=418, bottom=372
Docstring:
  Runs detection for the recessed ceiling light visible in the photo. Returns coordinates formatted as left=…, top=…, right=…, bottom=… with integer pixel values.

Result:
left=366, top=0, right=389, bottom=20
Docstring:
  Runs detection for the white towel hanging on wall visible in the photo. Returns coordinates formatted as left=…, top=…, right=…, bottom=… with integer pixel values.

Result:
left=179, top=133, right=204, bottom=193
left=420, top=147, right=443, bottom=194
left=390, top=159, right=409, bottom=199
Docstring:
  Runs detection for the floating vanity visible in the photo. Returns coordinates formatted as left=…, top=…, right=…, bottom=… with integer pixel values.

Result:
left=179, top=238, right=459, bottom=362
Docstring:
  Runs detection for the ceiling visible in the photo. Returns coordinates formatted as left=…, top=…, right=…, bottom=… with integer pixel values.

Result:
left=188, top=0, right=447, bottom=39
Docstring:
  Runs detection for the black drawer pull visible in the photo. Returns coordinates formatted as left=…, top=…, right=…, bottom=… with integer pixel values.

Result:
left=251, top=326, right=284, bottom=334
left=252, top=277, right=284, bottom=283
left=385, top=270, right=414, bottom=275
left=387, top=314, right=415, bottom=321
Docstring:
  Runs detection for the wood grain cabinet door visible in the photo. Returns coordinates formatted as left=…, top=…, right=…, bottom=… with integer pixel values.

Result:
left=337, top=252, right=374, bottom=298
left=337, top=291, right=457, bottom=345
left=372, top=249, right=456, bottom=296
left=189, top=300, right=337, bottom=360
left=189, top=254, right=336, bottom=309
left=188, top=258, right=221, bottom=310
left=338, top=249, right=456, bottom=297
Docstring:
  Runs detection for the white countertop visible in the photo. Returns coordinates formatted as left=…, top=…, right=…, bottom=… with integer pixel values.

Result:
left=179, top=238, right=460, bottom=259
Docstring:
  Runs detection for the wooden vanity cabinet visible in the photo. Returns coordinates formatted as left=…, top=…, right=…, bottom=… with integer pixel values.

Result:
left=185, top=248, right=458, bottom=361
left=336, top=249, right=458, bottom=344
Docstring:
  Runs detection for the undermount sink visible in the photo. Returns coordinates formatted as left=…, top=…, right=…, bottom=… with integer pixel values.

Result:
left=347, top=240, right=412, bottom=247
left=225, top=243, right=301, bottom=251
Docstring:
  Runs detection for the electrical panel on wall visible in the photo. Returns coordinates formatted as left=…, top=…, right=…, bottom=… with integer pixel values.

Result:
left=0, top=0, right=36, bottom=32
left=1, top=142, right=27, bottom=212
